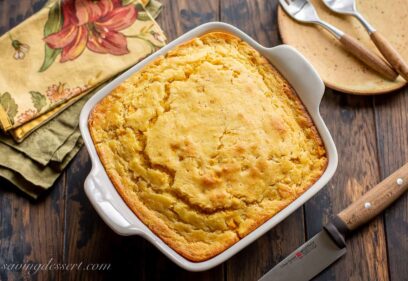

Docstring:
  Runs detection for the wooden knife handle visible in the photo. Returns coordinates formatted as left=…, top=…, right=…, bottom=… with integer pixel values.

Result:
left=336, top=163, right=408, bottom=232
left=370, top=31, right=408, bottom=81
left=339, top=33, right=398, bottom=81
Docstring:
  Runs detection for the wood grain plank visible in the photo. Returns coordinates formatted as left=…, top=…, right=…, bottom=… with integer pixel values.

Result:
left=374, top=88, right=408, bottom=281
left=0, top=0, right=46, bottom=35
left=305, top=92, right=389, bottom=281
left=220, top=1, right=306, bottom=280
left=0, top=1, right=64, bottom=281
left=0, top=176, right=66, bottom=281
left=158, top=0, right=219, bottom=39
left=62, top=1, right=223, bottom=280
left=221, top=0, right=280, bottom=47
left=63, top=148, right=115, bottom=281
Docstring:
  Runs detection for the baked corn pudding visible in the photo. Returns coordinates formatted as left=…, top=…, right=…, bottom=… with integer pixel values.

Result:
left=89, top=32, right=327, bottom=261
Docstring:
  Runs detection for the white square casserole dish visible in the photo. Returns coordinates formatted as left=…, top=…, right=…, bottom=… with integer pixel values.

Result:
left=79, top=22, right=338, bottom=272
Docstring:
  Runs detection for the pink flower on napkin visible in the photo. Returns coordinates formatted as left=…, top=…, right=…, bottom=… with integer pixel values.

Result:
left=46, top=82, right=88, bottom=103
left=44, top=0, right=138, bottom=62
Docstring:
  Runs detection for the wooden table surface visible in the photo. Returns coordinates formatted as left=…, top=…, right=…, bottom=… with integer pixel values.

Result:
left=0, top=1, right=407, bottom=280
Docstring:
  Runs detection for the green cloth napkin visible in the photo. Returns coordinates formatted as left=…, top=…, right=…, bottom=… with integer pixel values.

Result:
left=0, top=128, right=82, bottom=189
left=0, top=0, right=164, bottom=199
left=0, top=138, right=83, bottom=198
left=0, top=80, right=110, bottom=198
left=0, top=81, right=107, bottom=165
left=0, top=95, right=88, bottom=165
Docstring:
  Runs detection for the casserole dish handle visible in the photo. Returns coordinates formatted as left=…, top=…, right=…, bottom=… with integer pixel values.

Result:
left=264, top=45, right=325, bottom=111
left=84, top=172, right=143, bottom=235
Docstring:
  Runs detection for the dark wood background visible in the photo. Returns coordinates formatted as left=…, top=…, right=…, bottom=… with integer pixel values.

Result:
left=0, top=0, right=407, bottom=280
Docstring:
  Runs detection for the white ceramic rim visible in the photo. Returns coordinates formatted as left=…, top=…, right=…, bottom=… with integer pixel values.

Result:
left=79, top=22, right=338, bottom=272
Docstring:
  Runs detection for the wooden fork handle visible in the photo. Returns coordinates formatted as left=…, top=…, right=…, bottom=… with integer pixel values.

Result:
left=339, top=33, right=398, bottom=81
left=370, top=31, right=408, bottom=81
left=336, top=162, right=408, bottom=233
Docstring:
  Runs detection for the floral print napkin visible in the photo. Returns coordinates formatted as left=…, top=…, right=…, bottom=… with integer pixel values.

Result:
left=0, top=0, right=165, bottom=134
left=0, top=0, right=165, bottom=198
left=10, top=91, right=86, bottom=142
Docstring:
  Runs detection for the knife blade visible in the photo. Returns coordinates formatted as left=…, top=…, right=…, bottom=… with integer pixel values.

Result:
left=259, top=162, right=408, bottom=281
left=258, top=231, right=346, bottom=281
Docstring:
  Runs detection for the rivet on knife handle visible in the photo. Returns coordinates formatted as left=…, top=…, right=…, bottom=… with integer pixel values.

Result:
left=339, top=34, right=398, bottom=81
left=336, top=162, right=408, bottom=233
left=370, top=31, right=408, bottom=81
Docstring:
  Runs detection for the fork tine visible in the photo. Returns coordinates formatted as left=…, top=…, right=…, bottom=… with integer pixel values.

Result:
left=280, top=0, right=320, bottom=23
left=279, top=0, right=305, bottom=16
left=279, top=0, right=296, bottom=14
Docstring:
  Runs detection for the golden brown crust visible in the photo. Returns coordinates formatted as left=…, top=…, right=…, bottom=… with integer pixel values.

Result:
left=88, top=32, right=327, bottom=262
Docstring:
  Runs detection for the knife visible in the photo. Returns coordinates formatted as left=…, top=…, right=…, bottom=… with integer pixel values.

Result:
left=259, top=162, right=408, bottom=281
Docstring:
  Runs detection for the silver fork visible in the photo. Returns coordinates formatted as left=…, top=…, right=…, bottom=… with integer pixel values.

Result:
left=323, top=0, right=408, bottom=81
left=279, top=0, right=397, bottom=81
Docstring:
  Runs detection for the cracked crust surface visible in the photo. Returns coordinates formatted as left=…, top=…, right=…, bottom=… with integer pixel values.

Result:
left=88, top=32, right=327, bottom=262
